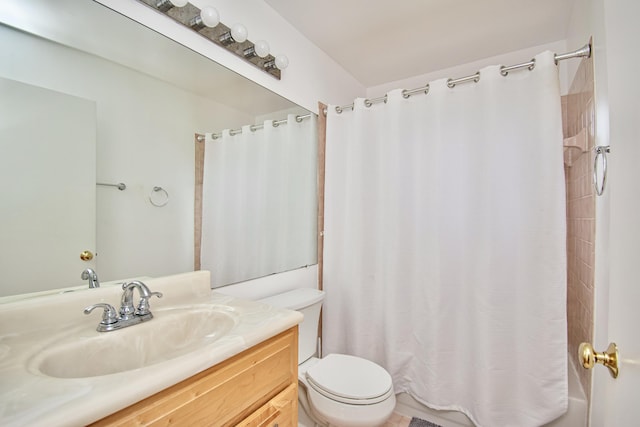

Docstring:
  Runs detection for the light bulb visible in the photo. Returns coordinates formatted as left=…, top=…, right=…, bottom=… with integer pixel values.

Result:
left=275, top=54, right=289, bottom=70
left=200, top=6, right=219, bottom=27
left=253, top=40, right=270, bottom=58
left=230, top=23, right=248, bottom=43
left=169, top=0, right=188, bottom=6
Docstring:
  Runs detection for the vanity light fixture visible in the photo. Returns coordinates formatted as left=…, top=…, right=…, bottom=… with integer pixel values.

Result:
left=139, top=0, right=285, bottom=79
left=156, top=0, right=188, bottom=13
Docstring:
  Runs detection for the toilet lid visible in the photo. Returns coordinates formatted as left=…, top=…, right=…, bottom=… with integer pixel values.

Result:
left=305, top=354, right=393, bottom=404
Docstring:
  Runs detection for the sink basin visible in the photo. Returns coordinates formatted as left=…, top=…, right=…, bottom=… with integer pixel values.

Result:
left=30, top=305, right=238, bottom=379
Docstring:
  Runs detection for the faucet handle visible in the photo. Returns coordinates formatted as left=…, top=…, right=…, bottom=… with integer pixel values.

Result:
left=136, top=291, right=163, bottom=316
left=80, top=269, right=92, bottom=280
left=84, top=303, right=119, bottom=325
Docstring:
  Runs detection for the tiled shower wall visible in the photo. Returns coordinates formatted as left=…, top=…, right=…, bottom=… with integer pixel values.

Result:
left=562, top=54, right=595, bottom=401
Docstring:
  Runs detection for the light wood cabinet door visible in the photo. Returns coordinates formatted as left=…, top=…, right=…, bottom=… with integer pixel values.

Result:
left=91, top=327, right=298, bottom=426
left=237, top=383, right=298, bottom=427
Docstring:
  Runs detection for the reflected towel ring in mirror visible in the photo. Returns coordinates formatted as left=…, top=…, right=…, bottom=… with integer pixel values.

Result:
left=150, top=186, right=169, bottom=207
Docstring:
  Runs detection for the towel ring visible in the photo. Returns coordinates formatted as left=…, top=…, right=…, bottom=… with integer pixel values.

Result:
left=149, top=186, right=169, bottom=207
left=593, top=146, right=610, bottom=196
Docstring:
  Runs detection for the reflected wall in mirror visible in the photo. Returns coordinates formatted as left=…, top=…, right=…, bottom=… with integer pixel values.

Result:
left=0, top=78, right=97, bottom=296
left=0, top=0, right=317, bottom=298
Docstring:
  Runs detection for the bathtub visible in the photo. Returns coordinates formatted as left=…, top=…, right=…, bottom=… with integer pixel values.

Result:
left=393, top=356, right=588, bottom=427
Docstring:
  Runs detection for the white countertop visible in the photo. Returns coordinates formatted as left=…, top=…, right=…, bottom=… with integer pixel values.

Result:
left=0, top=271, right=302, bottom=426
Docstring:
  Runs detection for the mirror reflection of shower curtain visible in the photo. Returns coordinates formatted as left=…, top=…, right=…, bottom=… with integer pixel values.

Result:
left=201, top=114, right=317, bottom=287
left=323, top=51, right=567, bottom=427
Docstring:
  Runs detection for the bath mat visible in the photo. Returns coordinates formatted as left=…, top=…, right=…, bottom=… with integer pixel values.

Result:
left=408, top=417, right=442, bottom=427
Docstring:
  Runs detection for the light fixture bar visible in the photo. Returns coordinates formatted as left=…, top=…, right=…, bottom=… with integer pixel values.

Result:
left=138, top=0, right=282, bottom=79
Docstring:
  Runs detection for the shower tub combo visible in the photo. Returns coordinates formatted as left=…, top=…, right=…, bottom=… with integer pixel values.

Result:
left=394, top=358, right=587, bottom=427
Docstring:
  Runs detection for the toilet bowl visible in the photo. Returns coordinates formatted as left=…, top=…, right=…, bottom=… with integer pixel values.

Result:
left=259, top=289, right=396, bottom=427
left=300, top=354, right=396, bottom=427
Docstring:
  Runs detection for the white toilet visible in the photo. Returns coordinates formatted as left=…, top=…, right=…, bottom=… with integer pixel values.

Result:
left=260, top=288, right=396, bottom=427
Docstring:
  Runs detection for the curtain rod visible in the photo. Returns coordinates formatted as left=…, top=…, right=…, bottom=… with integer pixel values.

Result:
left=196, top=113, right=312, bottom=141
left=324, top=42, right=592, bottom=115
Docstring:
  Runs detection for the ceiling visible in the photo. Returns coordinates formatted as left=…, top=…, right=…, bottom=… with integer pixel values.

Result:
left=264, top=0, right=578, bottom=88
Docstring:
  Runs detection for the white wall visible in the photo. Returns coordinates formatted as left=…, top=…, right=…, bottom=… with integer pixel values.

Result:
left=0, top=25, right=252, bottom=283
left=602, top=1, right=640, bottom=424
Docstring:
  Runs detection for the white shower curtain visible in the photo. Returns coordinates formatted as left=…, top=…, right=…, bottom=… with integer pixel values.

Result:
left=201, top=114, right=317, bottom=287
left=323, top=51, right=567, bottom=427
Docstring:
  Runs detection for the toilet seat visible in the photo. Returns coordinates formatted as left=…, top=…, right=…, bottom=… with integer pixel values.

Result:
left=305, top=354, right=393, bottom=405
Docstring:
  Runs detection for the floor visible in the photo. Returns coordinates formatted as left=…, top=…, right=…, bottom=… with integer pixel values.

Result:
left=384, top=412, right=412, bottom=427
left=299, top=410, right=412, bottom=427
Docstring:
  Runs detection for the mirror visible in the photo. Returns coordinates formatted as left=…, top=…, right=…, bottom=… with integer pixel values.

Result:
left=1, top=77, right=97, bottom=296
left=0, top=0, right=317, bottom=298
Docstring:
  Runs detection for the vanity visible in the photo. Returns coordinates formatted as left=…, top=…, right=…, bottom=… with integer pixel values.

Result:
left=0, top=271, right=302, bottom=426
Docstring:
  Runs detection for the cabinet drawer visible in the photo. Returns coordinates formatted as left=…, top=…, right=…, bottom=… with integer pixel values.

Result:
left=91, top=327, right=298, bottom=426
left=237, top=383, right=298, bottom=427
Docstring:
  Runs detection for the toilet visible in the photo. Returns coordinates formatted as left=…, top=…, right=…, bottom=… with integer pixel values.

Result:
left=260, top=288, right=396, bottom=427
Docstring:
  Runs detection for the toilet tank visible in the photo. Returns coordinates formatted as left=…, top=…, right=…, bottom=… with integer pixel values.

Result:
left=259, top=288, right=325, bottom=364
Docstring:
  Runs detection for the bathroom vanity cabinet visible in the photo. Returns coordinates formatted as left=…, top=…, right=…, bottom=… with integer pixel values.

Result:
left=91, top=326, right=298, bottom=426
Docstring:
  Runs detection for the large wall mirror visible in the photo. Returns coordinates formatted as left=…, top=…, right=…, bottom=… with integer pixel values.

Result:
left=0, top=0, right=317, bottom=298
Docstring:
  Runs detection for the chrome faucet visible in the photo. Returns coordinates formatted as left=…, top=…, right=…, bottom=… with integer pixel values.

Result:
left=81, top=268, right=100, bottom=288
left=120, top=280, right=163, bottom=320
left=84, top=281, right=163, bottom=332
